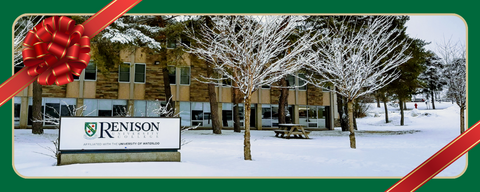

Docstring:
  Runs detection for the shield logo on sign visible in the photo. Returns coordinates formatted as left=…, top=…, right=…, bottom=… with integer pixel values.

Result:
left=85, top=122, right=97, bottom=137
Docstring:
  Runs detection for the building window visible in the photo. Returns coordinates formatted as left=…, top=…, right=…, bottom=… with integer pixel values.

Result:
left=180, top=36, right=191, bottom=47
left=119, top=63, right=130, bottom=83
left=180, top=67, right=190, bottom=85
left=286, top=75, right=295, bottom=89
left=299, top=105, right=326, bottom=128
left=191, top=102, right=211, bottom=127
left=27, top=98, right=76, bottom=126
left=83, top=99, right=127, bottom=117
left=14, top=63, right=24, bottom=74
left=168, top=66, right=176, bottom=84
left=222, top=103, right=233, bottom=127
left=167, top=38, right=176, bottom=49
left=14, top=97, right=21, bottom=126
left=134, top=100, right=166, bottom=117
left=179, top=102, right=191, bottom=126
left=261, top=104, right=273, bottom=127
left=113, top=100, right=128, bottom=116
left=298, top=73, right=307, bottom=91
left=262, top=85, right=270, bottom=89
left=84, top=61, right=97, bottom=81
left=222, top=75, right=232, bottom=86
left=134, top=63, right=146, bottom=83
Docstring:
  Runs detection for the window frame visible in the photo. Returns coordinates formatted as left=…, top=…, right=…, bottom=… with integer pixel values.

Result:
left=180, top=67, right=190, bottom=85
left=168, top=65, right=176, bottom=85
left=298, top=73, right=307, bottom=91
left=118, top=62, right=131, bottom=83
left=84, top=61, right=97, bottom=81
left=134, top=63, right=146, bottom=83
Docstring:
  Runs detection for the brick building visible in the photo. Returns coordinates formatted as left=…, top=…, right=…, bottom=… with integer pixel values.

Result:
left=13, top=48, right=337, bottom=130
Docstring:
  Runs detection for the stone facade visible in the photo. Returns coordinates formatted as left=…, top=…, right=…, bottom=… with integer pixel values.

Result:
left=96, top=65, right=119, bottom=99
left=42, top=85, right=67, bottom=98
left=189, top=56, right=209, bottom=102
left=144, top=61, right=165, bottom=101
left=270, top=82, right=281, bottom=105
left=307, top=84, right=323, bottom=106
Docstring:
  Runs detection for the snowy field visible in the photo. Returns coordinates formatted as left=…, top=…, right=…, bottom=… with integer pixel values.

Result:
left=13, top=102, right=467, bottom=178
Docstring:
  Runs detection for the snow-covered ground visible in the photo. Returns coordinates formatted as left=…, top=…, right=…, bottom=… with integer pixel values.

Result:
left=13, top=102, right=466, bottom=178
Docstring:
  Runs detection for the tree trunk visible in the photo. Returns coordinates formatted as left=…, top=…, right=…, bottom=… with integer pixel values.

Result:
left=32, top=81, right=43, bottom=134
left=337, top=93, right=348, bottom=131
left=244, top=97, right=252, bottom=160
left=376, top=92, right=381, bottom=108
left=403, top=99, right=407, bottom=110
left=233, top=81, right=241, bottom=133
left=278, top=78, right=289, bottom=124
left=460, top=106, right=465, bottom=133
left=431, top=91, right=436, bottom=110
left=399, top=99, right=404, bottom=126
left=160, top=50, right=174, bottom=112
left=383, top=99, right=389, bottom=123
left=206, top=62, right=222, bottom=134
left=347, top=100, right=356, bottom=149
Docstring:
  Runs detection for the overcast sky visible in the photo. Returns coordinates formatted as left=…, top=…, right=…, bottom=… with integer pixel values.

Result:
left=404, top=15, right=467, bottom=56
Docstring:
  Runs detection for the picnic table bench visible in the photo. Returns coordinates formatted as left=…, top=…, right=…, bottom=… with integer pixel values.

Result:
left=274, top=124, right=310, bottom=139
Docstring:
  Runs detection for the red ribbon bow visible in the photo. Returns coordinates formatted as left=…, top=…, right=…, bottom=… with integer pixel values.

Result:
left=22, top=16, right=91, bottom=86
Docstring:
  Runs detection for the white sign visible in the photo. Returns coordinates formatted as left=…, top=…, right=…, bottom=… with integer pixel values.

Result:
left=59, top=117, right=180, bottom=151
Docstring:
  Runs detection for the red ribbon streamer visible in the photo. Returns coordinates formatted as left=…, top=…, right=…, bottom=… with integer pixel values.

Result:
left=0, top=0, right=142, bottom=107
left=387, top=121, right=480, bottom=192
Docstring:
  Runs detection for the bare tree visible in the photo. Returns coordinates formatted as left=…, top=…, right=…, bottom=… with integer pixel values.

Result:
left=305, top=16, right=411, bottom=149
left=186, top=16, right=318, bottom=160
left=14, top=16, right=45, bottom=134
left=437, top=39, right=466, bottom=133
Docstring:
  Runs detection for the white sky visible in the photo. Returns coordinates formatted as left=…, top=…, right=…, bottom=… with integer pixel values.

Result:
left=404, top=15, right=467, bottom=56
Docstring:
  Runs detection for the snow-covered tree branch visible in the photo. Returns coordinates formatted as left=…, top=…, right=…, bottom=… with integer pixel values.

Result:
left=437, top=39, right=466, bottom=133
left=185, top=16, right=319, bottom=160
left=14, top=16, right=44, bottom=67
left=304, top=16, right=412, bottom=149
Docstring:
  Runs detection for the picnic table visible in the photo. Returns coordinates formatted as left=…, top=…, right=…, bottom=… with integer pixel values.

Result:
left=274, top=124, right=310, bottom=139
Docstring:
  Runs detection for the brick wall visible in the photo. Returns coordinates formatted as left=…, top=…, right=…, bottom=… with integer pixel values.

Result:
left=144, top=59, right=165, bottom=101
left=96, top=65, right=119, bottom=99
left=42, top=85, right=66, bottom=97
left=307, top=84, right=323, bottom=106
left=189, top=56, right=209, bottom=102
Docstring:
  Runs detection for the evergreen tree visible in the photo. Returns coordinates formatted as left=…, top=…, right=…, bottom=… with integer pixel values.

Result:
left=386, top=37, right=429, bottom=125
left=419, top=52, right=447, bottom=109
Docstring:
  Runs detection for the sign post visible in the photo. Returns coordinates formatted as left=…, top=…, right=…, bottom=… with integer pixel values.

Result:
left=57, top=117, right=181, bottom=165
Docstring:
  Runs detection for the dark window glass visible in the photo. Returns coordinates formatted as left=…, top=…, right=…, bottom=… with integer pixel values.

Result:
left=192, top=110, right=203, bottom=120
left=45, top=103, right=60, bottom=125
left=134, top=64, right=146, bottom=83
left=180, top=67, right=190, bottom=85
left=113, top=105, right=127, bottom=116
left=167, top=39, right=176, bottom=49
left=85, top=62, right=96, bottom=80
left=119, top=63, right=130, bottom=82
left=61, top=105, right=75, bottom=116
left=168, top=66, right=176, bottom=84
left=14, top=103, right=21, bottom=118
left=222, top=75, right=232, bottom=86
left=298, top=74, right=306, bottom=90
left=14, top=63, right=24, bottom=74
left=98, top=110, right=112, bottom=117
left=287, top=75, right=295, bottom=89
left=181, top=37, right=190, bottom=47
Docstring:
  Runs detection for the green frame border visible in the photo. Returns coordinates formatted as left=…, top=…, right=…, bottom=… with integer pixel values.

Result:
left=2, top=0, right=476, bottom=191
